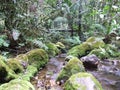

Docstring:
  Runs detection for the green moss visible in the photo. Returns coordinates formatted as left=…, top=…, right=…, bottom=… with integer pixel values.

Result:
left=86, top=37, right=105, bottom=49
left=67, top=37, right=105, bottom=58
left=0, top=56, right=17, bottom=83
left=67, top=42, right=91, bottom=57
left=26, top=49, right=48, bottom=69
left=15, top=54, right=28, bottom=62
left=64, top=72, right=103, bottom=90
left=0, top=79, right=35, bottom=90
left=89, top=48, right=110, bottom=59
left=7, top=58, right=24, bottom=74
left=56, top=57, right=85, bottom=82
left=20, top=65, right=38, bottom=81
left=46, top=43, right=60, bottom=57
left=105, top=44, right=120, bottom=57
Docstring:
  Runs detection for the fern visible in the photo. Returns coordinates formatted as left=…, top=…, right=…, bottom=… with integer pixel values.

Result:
left=33, top=39, right=48, bottom=50
left=0, top=35, right=9, bottom=47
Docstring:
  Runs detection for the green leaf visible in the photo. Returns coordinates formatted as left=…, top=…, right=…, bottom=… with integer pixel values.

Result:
left=3, top=42, right=9, bottom=47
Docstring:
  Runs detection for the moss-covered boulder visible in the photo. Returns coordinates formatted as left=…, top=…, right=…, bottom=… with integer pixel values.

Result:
left=16, top=54, right=28, bottom=61
left=20, top=65, right=38, bottom=81
left=67, top=37, right=105, bottom=58
left=67, top=42, right=91, bottom=57
left=26, top=49, right=48, bottom=69
left=0, top=79, right=35, bottom=90
left=7, top=58, right=24, bottom=74
left=86, top=37, right=105, bottom=49
left=56, top=57, right=85, bottom=82
left=46, top=42, right=60, bottom=57
left=64, top=72, right=103, bottom=90
left=0, top=56, right=17, bottom=83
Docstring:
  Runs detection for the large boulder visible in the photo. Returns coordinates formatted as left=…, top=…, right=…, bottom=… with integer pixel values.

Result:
left=67, top=37, right=105, bottom=58
left=0, top=56, right=17, bottom=83
left=80, top=54, right=100, bottom=70
left=64, top=72, right=103, bottom=90
left=0, top=79, right=35, bottom=90
left=56, top=57, right=85, bottom=82
left=67, top=42, right=91, bottom=57
left=86, top=37, right=105, bottom=49
left=26, top=49, right=48, bottom=69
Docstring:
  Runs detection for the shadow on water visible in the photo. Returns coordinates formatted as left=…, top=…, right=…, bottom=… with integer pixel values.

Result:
left=31, top=54, right=120, bottom=90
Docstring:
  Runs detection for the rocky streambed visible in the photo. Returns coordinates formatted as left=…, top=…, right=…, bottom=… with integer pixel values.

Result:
left=31, top=54, right=120, bottom=90
left=31, top=55, right=66, bottom=90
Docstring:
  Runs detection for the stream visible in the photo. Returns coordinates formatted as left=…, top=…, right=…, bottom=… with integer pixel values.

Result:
left=31, top=54, right=120, bottom=90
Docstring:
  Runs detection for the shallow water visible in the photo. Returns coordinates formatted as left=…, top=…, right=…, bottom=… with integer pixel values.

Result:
left=31, top=54, right=120, bottom=90
left=31, top=54, right=66, bottom=90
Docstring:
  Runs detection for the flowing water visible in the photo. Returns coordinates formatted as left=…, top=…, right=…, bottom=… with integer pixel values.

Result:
left=31, top=54, right=66, bottom=90
left=31, top=54, right=120, bottom=90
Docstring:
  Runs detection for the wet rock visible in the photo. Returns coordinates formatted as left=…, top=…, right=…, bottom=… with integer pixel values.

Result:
left=98, top=60, right=120, bottom=76
left=81, top=54, right=100, bottom=70
left=0, top=79, right=35, bottom=90
left=56, top=57, right=85, bottom=82
left=64, top=72, right=103, bottom=90
left=115, top=81, right=120, bottom=90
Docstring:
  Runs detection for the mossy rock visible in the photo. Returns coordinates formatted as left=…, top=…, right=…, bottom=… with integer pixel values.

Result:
left=46, top=42, right=60, bottom=57
left=67, top=42, right=91, bottom=57
left=0, top=79, right=35, bottom=90
left=0, top=56, right=17, bottom=83
left=86, top=37, right=105, bottom=49
left=15, top=54, right=28, bottom=62
left=56, top=57, right=85, bottom=82
left=26, top=49, right=48, bottom=69
left=64, top=72, right=103, bottom=90
left=20, top=65, right=38, bottom=81
left=67, top=37, right=105, bottom=58
left=7, top=58, right=24, bottom=74
left=15, top=54, right=29, bottom=69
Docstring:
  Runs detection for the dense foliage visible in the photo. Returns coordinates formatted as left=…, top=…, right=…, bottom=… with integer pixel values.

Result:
left=0, top=0, right=120, bottom=56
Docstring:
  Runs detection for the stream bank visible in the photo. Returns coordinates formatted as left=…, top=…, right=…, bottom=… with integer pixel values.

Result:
left=31, top=54, right=120, bottom=90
